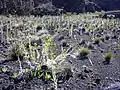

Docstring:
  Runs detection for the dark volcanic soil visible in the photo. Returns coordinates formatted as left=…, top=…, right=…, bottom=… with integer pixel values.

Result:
left=0, top=18, right=120, bottom=90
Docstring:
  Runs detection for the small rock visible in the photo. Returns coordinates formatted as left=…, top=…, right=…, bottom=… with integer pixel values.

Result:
left=94, top=78, right=101, bottom=84
left=104, top=83, right=120, bottom=90
left=105, top=35, right=110, bottom=40
left=82, top=65, right=92, bottom=73
left=79, top=40, right=86, bottom=45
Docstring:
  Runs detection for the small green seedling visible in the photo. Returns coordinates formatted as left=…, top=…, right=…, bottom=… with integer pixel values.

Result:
left=12, top=71, right=20, bottom=78
left=45, top=72, right=52, bottom=80
left=103, top=52, right=113, bottom=65
left=1, top=66, right=8, bottom=73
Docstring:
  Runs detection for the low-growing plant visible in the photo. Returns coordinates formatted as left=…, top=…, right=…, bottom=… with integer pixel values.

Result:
left=79, top=48, right=90, bottom=57
left=12, top=71, right=20, bottom=79
left=0, top=66, right=8, bottom=73
left=105, top=52, right=113, bottom=60
left=11, top=41, right=40, bottom=63
left=30, top=64, right=53, bottom=81
left=11, top=43, right=25, bottom=61
left=75, top=47, right=93, bottom=65
left=93, top=37, right=101, bottom=45
left=103, top=52, right=113, bottom=65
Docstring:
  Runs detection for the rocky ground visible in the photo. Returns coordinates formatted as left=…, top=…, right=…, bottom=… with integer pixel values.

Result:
left=0, top=14, right=120, bottom=90
left=0, top=0, right=120, bottom=16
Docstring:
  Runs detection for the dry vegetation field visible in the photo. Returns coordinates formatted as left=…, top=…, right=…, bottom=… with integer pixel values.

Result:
left=0, top=13, right=120, bottom=90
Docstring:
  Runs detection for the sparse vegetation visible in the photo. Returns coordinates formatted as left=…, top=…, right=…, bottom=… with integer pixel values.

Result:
left=0, top=13, right=120, bottom=90
left=103, top=52, right=113, bottom=65
left=105, top=52, right=113, bottom=60
left=79, top=48, right=90, bottom=57
left=93, top=37, right=101, bottom=45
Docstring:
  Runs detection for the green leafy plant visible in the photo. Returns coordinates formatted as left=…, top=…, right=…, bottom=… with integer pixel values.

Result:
left=45, top=73, right=52, bottom=80
left=12, top=71, right=20, bottom=78
left=1, top=66, right=8, bottom=73
left=30, top=64, right=53, bottom=82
